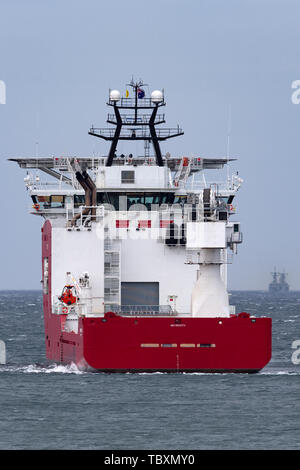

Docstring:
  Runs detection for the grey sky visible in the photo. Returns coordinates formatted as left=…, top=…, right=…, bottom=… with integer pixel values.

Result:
left=0, top=0, right=299, bottom=290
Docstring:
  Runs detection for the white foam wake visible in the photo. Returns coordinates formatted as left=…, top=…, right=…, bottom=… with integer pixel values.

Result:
left=259, top=369, right=300, bottom=375
left=0, top=362, right=86, bottom=375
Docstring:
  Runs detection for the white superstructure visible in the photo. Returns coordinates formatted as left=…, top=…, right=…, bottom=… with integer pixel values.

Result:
left=10, top=80, right=243, bottom=320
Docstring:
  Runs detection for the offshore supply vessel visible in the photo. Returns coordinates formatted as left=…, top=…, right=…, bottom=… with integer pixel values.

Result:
left=11, top=80, right=271, bottom=372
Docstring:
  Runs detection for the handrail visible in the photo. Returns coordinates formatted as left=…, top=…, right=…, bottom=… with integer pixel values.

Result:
left=66, top=205, right=104, bottom=228
left=89, top=126, right=183, bottom=140
left=113, top=305, right=176, bottom=316
left=107, top=113, right=165, bottom=124
left=107, top=97, right=165, bottom=108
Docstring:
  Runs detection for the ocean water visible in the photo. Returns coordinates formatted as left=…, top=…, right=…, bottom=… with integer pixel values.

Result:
left=0, top=290, right=299, bottom=450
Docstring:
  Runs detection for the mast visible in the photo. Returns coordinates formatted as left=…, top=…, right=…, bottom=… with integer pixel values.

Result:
left=271, top=268, right=278, bottom=284
left=88, top=78, right=184, bottom=167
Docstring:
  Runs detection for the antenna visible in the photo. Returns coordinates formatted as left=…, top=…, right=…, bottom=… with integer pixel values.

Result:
left=226, top=104, right=231, bottom=185
left=35, top=111, right=39, bottom=158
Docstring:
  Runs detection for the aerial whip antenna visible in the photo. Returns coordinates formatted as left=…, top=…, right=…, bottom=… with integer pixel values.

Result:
left=226, top=104, right=232, bottom=186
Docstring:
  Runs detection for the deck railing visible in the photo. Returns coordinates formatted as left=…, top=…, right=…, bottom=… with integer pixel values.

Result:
left=113, top=305, right=176, bottom=316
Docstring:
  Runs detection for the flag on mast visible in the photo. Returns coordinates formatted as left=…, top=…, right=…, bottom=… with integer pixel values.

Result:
left=137, top=88, right=145, bottom=99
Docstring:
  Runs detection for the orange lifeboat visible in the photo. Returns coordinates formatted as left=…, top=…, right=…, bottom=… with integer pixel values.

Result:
left=59, top=285, right=77, bottom=306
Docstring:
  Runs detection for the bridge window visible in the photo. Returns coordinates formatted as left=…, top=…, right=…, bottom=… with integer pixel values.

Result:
left=51, top=195, right=64, bottom=208
left=127, top=193, right=144, bottom=208
left=33, top=195, right=65, bottom=209
left=96, top=192, right=175, bottom=211
left=173, top=195, right=187, bottom=204
left=74, top=194, right=85, bottom=207
left=36, top=195, right=51, bottom=209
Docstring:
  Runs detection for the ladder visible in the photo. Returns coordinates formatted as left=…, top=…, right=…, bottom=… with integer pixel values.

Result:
left=173, top=157, right=191, bottom=187
left=144, top=140, right=150, bottom=158
left=103, top=227, right=121, bottom=312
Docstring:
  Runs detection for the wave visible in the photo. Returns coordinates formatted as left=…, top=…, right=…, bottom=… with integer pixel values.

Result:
left=259, top=369, right=300, bottom=375
left=0, top=362, right=86, bottom=375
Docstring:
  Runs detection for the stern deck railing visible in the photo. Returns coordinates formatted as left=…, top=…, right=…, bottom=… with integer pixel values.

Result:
left=112, top=305, right=176, bottom=316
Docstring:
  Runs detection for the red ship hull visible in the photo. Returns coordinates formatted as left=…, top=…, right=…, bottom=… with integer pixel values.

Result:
left=45, top=313, right=271, bottom=373
left=42, top=221, right=272, bottom=373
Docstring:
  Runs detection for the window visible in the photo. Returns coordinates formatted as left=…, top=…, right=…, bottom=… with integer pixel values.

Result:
left=127, top=193, right=144, bottom=209
left=51, top=195, right=64, bottom=208
left=144, top=193, right=175, bottom=209
left=173, top=195, right=187, bottom=205
left=121, top=171, right=135, bottom=184
left=36, top=195, right=51, bottom=209
left=219, top=211, right=227, bottom=221
left=96, top=193, right=110, bottom=205
left=94, top=192, right=176, bottom=211
left=108, top=193, right=121, bottom=210
left=35, top=195, right=64, bottom=209
left=144, top=194, right=160, bottom=209
left=74, top=195, right=85, bottom=207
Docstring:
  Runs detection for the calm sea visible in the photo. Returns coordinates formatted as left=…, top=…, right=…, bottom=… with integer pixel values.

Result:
left=0, top=290, right=299, bottom=450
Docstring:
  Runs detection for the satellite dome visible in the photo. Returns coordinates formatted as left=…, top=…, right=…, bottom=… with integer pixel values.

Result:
left=151, top=90, right=163, bottom=103
left=110, top=89, right=121, bottom=102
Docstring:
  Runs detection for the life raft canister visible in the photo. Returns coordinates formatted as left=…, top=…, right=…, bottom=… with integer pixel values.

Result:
left=59, top=285, right=77, bottom=306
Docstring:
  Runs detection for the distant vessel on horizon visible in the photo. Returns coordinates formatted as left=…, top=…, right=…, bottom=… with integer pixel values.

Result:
left=268, top=268, right=289, bottom=293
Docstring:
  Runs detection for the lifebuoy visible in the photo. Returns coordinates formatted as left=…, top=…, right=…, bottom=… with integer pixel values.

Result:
left=62, top=307, right=68, bottom=314
left=33, top=203, right=40, bottom=211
